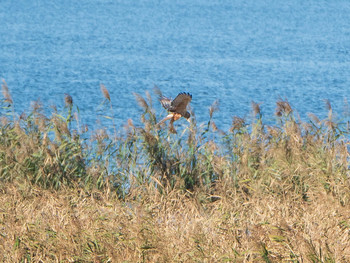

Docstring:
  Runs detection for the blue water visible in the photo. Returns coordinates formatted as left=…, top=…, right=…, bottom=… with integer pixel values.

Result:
left=1, top=0, right=350, bottom=131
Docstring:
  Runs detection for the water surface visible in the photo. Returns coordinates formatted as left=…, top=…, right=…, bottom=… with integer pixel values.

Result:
left=1, top=0, right=350, bottom=130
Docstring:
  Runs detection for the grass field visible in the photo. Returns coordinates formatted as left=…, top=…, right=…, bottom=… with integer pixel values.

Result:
left=1, top=81, right=350, bottom=262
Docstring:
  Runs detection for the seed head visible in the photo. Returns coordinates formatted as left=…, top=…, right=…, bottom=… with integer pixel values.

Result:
left=251, top=101, right=261, bottom=116
left=231, top=116, right=245, bottom=130
left=324, top=99, right=332, bottom=111
left=100, top=84, right=111, bottom=101
left=153, top=85, right=162, bottom=97
left=127, top=118, right=134, bottom=128
left=1, top=80, right=13, bottom=104
left=64, top=93, right=73, bottom=107
left=308, top=113, right=320, bottom=125
left=31, top=99, right=43, bottom=112
left=209, top=100, right=219, bottom=119
left=133, top=92, right=149, bottom=110
left=276, top=99, right=292, bottom=116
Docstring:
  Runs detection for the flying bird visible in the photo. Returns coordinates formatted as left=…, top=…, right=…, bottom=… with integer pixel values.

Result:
left=158, top=92, right=192, bottom=133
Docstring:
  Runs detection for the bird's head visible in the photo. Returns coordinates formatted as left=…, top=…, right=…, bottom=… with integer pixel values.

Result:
left=184, top=111, right=191, bottom=122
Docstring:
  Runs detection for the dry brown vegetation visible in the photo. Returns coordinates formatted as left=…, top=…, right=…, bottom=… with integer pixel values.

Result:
left=1, top=82, right=350, bottom=262
left=1, top=182, right=350, bottom=262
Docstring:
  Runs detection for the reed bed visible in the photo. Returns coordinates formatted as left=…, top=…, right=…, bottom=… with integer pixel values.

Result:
left=1, top=82, right=350, bottom=262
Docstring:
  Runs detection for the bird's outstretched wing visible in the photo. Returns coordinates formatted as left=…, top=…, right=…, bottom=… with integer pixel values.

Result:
left=171, top=92, right=192, bottom=114
left=159, top=96, right=172, bottom=110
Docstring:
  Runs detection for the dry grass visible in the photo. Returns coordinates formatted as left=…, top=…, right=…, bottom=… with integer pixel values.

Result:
left=1, top=86, right=350, bottom=262
left=0, top=182, right=349, bottom=262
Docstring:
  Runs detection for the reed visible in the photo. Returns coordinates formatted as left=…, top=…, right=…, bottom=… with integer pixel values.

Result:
left=0, top=86, right=350, bottom=262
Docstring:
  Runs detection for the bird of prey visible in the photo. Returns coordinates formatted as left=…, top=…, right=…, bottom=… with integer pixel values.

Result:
left=158, top=92, right=192, bottom=133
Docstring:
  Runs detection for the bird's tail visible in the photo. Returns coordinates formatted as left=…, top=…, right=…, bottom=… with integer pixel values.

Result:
left=156, top=114, right=173, bottom=126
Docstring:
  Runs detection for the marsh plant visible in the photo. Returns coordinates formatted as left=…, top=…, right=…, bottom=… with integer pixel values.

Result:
left=1, top=81, right=350, bottom=262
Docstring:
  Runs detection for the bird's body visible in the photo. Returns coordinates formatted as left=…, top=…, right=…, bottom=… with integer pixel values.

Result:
left=158, top=92, right=192, bottom=133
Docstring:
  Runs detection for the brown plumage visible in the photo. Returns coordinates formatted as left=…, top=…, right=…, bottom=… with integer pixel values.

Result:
left=158, top=92, right=192, bottom=133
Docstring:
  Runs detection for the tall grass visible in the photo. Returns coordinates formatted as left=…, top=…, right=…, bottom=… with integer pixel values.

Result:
left=1, top=82, right=350, bottom=262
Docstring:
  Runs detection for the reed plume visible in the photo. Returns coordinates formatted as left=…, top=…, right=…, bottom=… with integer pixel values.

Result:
left=64, top=93, right=73, bottom=107
left=133, top=92, right=149, bottom=110
left=100, top=84, right=111, bottom=101
left=209, top=100, right=219, bottom=119
left=276, top=98, right=292, bottom=116
left=251, top=101, right=261, bottom=116
left=1, top=79, right=13, bottom=104
left=153, top=85, right=163, bottom=98
left=231, top=116, right=245, bottom=131
left=307, top=112, right=321, bottom=125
